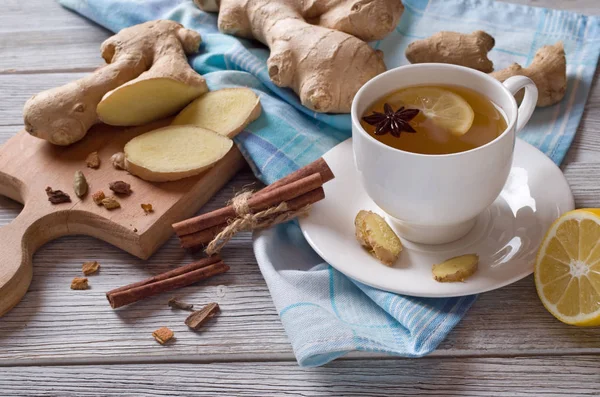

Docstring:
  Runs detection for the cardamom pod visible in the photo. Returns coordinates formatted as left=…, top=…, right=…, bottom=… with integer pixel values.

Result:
left=73, top=170, right=88, bottom=198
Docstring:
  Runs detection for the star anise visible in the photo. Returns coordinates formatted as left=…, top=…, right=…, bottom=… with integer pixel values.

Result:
left=362, top=103, right=420, bottom=137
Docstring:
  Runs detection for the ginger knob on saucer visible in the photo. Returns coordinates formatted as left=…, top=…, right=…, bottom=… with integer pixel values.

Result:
left=355, top=210, right=402, bottom=265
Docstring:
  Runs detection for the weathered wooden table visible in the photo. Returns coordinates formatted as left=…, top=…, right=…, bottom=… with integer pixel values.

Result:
left=0, top=0, right=598, bottom=395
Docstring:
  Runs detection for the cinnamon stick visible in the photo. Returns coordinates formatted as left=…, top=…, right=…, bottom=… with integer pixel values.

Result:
left=256, top=157, right=334, bottom=197
left=106, top=256, right=229, bottom=309
left=179, top=187, right=325, bottom=249
left=173, top=173, right=323, bottom=236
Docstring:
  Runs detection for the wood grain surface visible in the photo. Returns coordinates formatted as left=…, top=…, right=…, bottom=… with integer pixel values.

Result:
left=1, top=358, right=599, bottom=396
left=0, top=0, right=598, bottom=395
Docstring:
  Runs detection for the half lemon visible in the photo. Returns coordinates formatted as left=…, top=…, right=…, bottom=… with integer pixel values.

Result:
left=535, top=209, right=600, bottom=326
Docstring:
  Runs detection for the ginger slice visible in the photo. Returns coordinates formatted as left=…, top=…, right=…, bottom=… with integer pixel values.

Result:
left=355, top=210, right=402, bottom=266
left=97, top=78, right=206, bottom=126
left=432, top=254, right=479, bottom=282
left=124, top=125, right=233, bottom=182
left=172, top=88, right=262, bottom=138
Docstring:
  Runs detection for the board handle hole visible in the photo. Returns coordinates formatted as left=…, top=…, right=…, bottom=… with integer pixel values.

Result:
left=0, top=195, right=23, bottom=228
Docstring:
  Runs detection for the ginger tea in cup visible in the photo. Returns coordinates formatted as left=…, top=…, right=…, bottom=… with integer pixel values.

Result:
left=352, top=64, right=538, bottom=244
left=360, top=85, right=507, bottom=155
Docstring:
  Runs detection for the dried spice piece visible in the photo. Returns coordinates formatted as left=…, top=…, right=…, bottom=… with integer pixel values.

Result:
left=152, top=327, right=174, bottom=345
left=362, top=103, right=420, bottom=137
left=141, top=203, right=153, bottom=214
left=82, top=261, right=100, bottom=276
left=110, top=152, right=126, bottom=170
left=168, top=297, right=194, bottom=311
left=71, top=277, right=89, bottom=290
left=73, top=170, right=89, bottom=198
left=85, top=151, right=101, bottom=169
left=101, top=197, right=121, bottom=210
left=185, top=302, right=220, bottom=331
left=109, top=180, right=132, bottom=196
left=46, top=186, right=71, bottom=204
left=92, top=190, right=106, bottom=205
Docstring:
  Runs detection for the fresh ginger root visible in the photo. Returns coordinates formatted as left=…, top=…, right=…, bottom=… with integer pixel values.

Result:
left=172, top=88, right=262, bottom=138
left=491, top=42, right=566, bottom=107
left=194, top=0, right=403, bottom=113
left=23, top=20, right=207, bottom=145
left=124, top=125, right=233, bottom=182
left=432, top=254, right=478, bottom=282
left=355, top=210, right=402, bottom=266
left=405, top=31, right=495, bottom=73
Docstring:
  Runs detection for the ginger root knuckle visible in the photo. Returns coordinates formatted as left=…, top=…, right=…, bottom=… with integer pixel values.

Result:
left=406, top=30, right=495, bottom=73
left=267, top=50, right=295, bottom=86
left=195, top=0, right=397, bottom=113
left=23, top=19, right=207, bottom=145
left=491, top=42, right=566, bottom=107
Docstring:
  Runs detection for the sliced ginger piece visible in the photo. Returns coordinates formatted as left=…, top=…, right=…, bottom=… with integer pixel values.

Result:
left=124, top=125, right=233, bottom=182
left=432, top=254, right=479, bottom=282
left=355, top=210, right=402, bottom=266
left=172, top=88, right=262, bottom=138
left=97, top=77, right=206, bottom=126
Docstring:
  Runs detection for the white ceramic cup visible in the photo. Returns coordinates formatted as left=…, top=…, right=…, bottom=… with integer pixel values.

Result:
left=352, top=64, right=538, bottom=244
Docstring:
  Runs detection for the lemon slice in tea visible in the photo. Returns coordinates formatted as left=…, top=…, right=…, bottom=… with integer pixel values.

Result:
left=389, top=87, right=475, bottom=136
left=535, top=209, right=600, bottom=326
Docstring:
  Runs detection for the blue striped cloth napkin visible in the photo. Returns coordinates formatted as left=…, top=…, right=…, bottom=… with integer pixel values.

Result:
left=60, top=0, right=599, bottom=366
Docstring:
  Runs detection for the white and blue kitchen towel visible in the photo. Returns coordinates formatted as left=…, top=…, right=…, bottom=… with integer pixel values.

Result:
left=59, top=0, right=599, bottom=366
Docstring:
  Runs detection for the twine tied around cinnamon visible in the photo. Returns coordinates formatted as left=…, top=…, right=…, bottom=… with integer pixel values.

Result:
left=204, top=191, right=312, bottom=256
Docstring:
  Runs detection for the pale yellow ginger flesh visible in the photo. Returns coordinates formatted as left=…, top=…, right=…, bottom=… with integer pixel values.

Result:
left=98, top=78, right=205, bottom=126
left=172, top=88, right=262, bottom=138
left=355, top=210, right=402, bottom=266
left=23, top=20, right=207, bottom=145
left=406, top=31, right=495, bottom=73
left=432, top=254, right=479, bottom=282
left=491, top=42, right=566, bottom=107
left=194, top=0, right=403, bottom=113
left=124, top=125, right=233, bottom=182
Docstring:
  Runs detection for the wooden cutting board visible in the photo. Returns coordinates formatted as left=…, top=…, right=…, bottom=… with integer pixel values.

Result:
left=0, top=120, right=245, bottom=316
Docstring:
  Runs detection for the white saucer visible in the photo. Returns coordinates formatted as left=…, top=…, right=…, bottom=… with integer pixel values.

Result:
left=298, top=138, right=574, bottom=297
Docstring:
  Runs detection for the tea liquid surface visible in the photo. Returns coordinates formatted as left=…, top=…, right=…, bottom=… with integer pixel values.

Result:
left=360, top=85, right=507, bottom=155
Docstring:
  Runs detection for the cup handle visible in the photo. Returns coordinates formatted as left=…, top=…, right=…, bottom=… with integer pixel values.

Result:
left=502, top=76, right=538, bottom=133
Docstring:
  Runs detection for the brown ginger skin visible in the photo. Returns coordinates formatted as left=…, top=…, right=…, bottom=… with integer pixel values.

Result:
left=491, top=42, right=566, bottom=107
left=405, top=31, right=495, bottom=73
left=23, top=20, right=207, bottom=146
left=195, top=0, right=404, bottom=113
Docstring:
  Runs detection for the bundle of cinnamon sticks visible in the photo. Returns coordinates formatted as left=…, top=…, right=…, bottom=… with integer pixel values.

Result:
left=173, top=158, right=335, bottom=251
